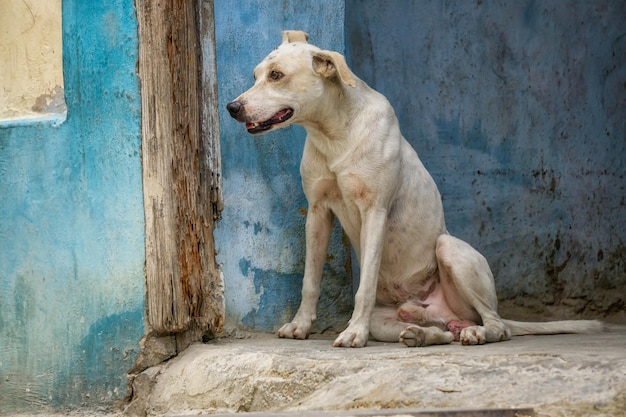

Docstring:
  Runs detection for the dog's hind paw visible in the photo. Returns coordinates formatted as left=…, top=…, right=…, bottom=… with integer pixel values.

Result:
left=400, top=325, right=455, bottom=347
left=460, top=326, right=486, bottom=345
left=400, top=325, right=427, bottom=347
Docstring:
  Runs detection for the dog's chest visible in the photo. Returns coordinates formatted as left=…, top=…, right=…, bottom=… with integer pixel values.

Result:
left=307, top=174, right=363, bottom=236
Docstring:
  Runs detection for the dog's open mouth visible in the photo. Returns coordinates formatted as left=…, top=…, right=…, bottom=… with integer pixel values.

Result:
left=246, top=108, right=294, bottom=134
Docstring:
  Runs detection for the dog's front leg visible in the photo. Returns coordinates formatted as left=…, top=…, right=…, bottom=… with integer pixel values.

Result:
left=333, top=208, right=387, bottom=347
left=278, top=204, right=334, bottom=340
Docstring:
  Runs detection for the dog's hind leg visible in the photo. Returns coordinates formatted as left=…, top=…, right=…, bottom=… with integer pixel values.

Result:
left=369, top=305, right=410, bottom=342
left=436, top=234, right=511, bottom=345
left=370, top=305, right=454, bottom=347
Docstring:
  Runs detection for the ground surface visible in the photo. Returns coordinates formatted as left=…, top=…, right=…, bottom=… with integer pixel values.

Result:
left=6, top=325, right=625, bottom=417
left=127, top=324, right=625, bottom=417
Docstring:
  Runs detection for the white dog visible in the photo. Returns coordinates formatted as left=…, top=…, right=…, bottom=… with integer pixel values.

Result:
left=227, top=31, right=602, bottom=347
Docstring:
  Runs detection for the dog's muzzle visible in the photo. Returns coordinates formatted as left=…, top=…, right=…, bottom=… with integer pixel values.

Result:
left=226, top=100, right=294, bottom=134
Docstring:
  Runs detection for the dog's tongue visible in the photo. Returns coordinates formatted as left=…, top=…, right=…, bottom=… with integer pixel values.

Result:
left=271, top=109, right=292, bottom=122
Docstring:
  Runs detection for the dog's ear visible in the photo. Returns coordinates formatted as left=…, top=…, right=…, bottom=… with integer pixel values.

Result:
left=312, top=51, right=357, bottom=88
left=282, top=30, right=309, bottom=44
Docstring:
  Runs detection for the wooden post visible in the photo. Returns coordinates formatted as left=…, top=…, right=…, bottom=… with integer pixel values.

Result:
left=136, top=0, right=223, bottom=351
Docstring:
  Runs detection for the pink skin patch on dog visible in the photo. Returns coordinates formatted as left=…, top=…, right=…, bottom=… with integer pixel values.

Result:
left=397, top=307, right=418, bottom=323
left=447, top=320, right=476, bottom=342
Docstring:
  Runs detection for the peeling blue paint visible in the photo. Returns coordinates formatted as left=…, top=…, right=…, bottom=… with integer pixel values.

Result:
left=238, top=256, right=353, bottom=332
left=240, top=264, right=304, bottom=331
left=243, top=220, right=272, bottom=236
left=52, top=309, right=143, bottom=407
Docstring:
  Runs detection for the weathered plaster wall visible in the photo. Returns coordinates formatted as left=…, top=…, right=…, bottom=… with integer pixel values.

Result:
left=345, top=0, right=625, bottom=314
left=214, top=0, right=624, bottom=334
left=0, top=0, right=66, bottom=124
left=214, top=0, right=354, bottom=332
left=0, top=0, right=144, bottom=412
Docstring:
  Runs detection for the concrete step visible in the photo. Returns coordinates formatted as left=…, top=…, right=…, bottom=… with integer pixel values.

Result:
left=127, top=325, right=626, bottom=417
left=180, top=407, right=535, bottom=417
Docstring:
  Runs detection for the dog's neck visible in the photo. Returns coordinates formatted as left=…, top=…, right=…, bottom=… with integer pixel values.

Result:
left=299, top=78, right=393, bottom=166
left=298, top=79, right=371, bottom=157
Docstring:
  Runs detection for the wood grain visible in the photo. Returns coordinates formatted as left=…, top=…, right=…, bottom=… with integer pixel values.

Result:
left=136, top=0, right=223, bottom=347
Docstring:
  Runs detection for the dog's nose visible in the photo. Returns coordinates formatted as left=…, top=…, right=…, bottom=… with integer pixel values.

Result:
left=226, top=101, right=242, bottom=117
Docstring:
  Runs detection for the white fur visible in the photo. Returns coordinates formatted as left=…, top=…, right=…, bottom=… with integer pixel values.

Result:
left=227, top=31, right=603, bottom=347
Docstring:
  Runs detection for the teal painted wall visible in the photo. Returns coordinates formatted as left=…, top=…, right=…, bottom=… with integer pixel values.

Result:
left=214, top=0, right=354, bottom=332
left=0, top=0, right=144, bottom=412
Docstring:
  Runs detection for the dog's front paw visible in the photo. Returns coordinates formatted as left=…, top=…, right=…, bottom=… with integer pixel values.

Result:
left=332, top=323, right=369, bottom=348
left=400, top=325, right=426, bottom=347
left=277, top=321, right=311, bottom=340
left=460, top=326, right=486, bottom=345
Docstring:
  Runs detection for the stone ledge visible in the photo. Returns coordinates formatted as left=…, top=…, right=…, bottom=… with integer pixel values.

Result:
left=127, top=325, right=626, bottom=417
left=185, top=407, right=535, bottom=417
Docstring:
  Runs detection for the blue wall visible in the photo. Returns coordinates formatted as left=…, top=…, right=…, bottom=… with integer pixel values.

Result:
left=0, top=0, right=144, bottom=411
left=214, top=0, right=354, bottom=332
left=215, top=0, right=625, bottom=333
left=345, top=0, right=626, bottom=306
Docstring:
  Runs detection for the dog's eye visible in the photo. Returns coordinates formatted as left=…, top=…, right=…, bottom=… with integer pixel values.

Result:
left=269, top=70, right=284, bottom=81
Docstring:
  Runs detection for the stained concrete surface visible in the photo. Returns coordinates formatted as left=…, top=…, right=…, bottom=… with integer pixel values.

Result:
left=200, top=408, right=534, bottom=416
left=5, top=325, right=624, bottom=417
left=117, top=324, right=626, bottom=417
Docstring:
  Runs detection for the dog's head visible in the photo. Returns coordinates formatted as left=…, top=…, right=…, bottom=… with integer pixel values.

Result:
left=226, top=30, right=356, bottom=135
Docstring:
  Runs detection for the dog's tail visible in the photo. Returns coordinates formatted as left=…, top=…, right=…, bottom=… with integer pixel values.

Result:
left=502, top=319, right=604, bottom=336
